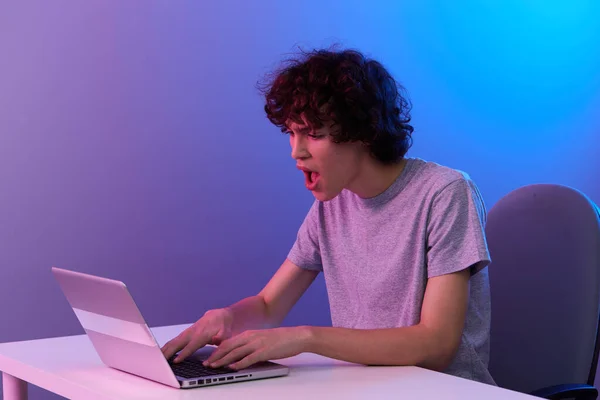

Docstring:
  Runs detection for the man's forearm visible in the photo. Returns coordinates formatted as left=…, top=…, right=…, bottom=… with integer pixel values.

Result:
left=302, top=324, right=456, bottom=372
left=225, top=295, right=278, bottom=334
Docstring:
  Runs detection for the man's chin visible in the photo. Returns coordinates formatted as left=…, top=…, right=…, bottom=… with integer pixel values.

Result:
left=312, top=190, right=341, bottom=202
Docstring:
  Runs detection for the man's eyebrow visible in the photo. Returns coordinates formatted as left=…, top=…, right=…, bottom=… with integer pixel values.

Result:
left=289, top=125, right=312, bottom=134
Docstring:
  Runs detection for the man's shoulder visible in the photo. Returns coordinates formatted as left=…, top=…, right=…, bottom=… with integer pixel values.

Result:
left=408, top=158, right=476, bottom=196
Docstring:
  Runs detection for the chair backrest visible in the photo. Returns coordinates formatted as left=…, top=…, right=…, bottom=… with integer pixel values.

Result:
left=486, top=184, right=600, bottom=394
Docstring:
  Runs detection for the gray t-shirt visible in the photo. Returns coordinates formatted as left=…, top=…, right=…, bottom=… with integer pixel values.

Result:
left=287, top=157, right=495, bottom=385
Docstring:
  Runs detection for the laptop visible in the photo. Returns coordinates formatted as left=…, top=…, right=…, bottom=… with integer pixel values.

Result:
left=51, top=266, right=289, bottom=389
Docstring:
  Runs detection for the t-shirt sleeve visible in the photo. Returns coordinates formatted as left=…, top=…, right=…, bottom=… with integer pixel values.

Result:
left=287, top=200, right=323, bottom=272
left=426, top=176, right=491, bottom=278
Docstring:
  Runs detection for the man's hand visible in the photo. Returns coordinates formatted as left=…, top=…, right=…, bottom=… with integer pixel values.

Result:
left=161, top=260, right=318, bottom=365
left=161, top=308, right=234, bottom=363
left=203, top=327, right=312, bottom=370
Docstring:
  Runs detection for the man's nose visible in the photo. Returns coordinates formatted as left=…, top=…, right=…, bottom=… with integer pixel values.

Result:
left=290, top=135, right=309, bottom=160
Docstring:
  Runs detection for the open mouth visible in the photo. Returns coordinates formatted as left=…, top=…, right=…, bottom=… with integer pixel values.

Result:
left=304, top=171, right=314, bottom=183
left=303, top=170, right=320, bottom=189
left=297, top=165, right=321, bottom=191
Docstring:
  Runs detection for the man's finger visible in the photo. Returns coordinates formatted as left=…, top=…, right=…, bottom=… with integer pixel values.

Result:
left=230, top=350, right=265, bottom=370
left=161, top=342, right=176, bottom=359
left=209, top=345, right=255, bottom=369
left=204, top=335, right=246, bottom=365
left=173, top=335, right=210, bottom=363
left=161, top=336, right=187, bottom=360
left=210, top=326, right=230, bottom=345
left=161, top=340, right=176, bottom=356
left=161, top=329, right=192, bottom=358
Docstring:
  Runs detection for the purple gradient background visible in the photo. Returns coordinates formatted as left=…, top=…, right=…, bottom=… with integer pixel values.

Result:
left=1, top=1, right=599, bottom=398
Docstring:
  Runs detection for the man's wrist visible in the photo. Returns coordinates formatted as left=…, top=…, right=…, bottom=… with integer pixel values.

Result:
left=296, top=325, right=317, bottom=353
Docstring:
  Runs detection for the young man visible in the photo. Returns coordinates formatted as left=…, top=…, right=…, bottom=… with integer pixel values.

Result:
left=161, top=48, right=495, bottom=385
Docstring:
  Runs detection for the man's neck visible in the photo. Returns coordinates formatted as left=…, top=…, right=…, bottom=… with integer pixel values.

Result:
left=348, top=157, right=408, bottom=199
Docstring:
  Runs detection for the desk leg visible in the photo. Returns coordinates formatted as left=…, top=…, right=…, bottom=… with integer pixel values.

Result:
left=2, top=372, right=28, bottom=400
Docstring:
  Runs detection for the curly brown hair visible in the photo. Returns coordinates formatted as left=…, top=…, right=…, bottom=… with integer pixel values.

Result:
left=258, top=47, right=414, bottom=164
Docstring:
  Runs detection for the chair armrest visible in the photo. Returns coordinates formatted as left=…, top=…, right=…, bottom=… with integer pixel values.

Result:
left=529, top=384, right=598, bottom=400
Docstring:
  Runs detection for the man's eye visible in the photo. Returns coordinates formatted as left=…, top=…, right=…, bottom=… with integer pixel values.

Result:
left=308, top=134, right=323, bottom=139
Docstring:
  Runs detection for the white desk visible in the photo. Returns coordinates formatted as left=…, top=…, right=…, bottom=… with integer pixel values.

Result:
left=0, top=324, right=537, bottom=400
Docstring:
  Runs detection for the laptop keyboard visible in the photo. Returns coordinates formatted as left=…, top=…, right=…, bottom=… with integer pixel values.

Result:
left=169, top=358, right=234, bottom=379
